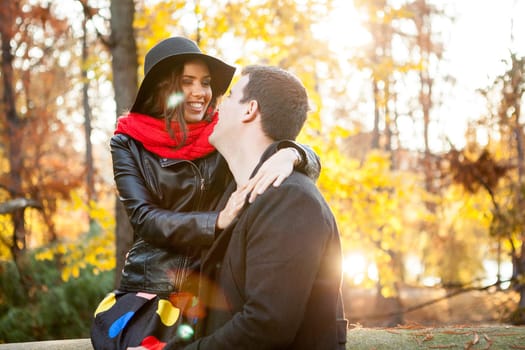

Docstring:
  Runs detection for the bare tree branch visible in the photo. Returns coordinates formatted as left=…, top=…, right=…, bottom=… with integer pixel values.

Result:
left=0, top=198, right=42, bottom=214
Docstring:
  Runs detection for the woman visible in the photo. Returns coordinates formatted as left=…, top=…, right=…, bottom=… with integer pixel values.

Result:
left=90, top=37, right=320, bottom=350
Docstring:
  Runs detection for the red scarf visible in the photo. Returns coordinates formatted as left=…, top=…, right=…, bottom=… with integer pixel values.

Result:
left=114, top=112, right=217, bottom=160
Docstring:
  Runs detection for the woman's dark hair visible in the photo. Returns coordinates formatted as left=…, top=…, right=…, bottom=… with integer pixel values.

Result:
left=139, top=59, right=218, bottom=148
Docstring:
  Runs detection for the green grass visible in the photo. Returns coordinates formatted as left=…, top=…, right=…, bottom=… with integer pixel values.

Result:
left=346, top=325, right=525, bottom=349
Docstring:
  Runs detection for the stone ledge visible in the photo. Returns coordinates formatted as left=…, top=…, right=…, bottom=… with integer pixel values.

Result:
left=0, top=339, right=92, bottom=350
left=1, top=326, right=524, bottom=349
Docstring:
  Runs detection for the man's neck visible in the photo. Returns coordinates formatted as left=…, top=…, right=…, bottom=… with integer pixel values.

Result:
left=224, top=136, right=273, bottom=188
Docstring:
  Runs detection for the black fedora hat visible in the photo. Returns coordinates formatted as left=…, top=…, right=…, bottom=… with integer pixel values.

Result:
left=130, top=36, right=236, bottom=113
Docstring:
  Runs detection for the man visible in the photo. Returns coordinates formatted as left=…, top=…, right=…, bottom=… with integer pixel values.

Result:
left=179, top=65, right=347, bottom=349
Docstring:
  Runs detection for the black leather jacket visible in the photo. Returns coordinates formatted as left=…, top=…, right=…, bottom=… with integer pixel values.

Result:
left=111, top=133, right=320, bottom=296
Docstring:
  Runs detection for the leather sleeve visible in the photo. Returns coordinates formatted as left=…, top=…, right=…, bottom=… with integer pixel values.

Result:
left=110, top=134, right=217, bottom=250
left=276, top=140, right=321, bottom=181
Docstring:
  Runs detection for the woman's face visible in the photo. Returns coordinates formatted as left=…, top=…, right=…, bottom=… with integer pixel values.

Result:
left=180, top=60, right=212, bottom=123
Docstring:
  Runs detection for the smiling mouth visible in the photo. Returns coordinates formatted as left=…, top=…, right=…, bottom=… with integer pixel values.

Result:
left=187, top=102, right=205, bottom=112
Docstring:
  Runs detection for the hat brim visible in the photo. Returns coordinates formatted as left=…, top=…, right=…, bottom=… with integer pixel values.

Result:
left=130, top=53, right=235, bottom=113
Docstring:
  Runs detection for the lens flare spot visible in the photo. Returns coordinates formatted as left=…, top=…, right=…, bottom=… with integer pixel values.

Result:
left=177, top=324, right=195, bottom=341
left=168, top=92, right=184, bottom=109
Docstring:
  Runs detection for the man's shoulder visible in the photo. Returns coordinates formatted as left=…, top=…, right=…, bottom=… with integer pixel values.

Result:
left=244, top=171, right=339, bottom=240
left=285, top=171, right=322, bottom=194
left=255, top=171, right=330, bottom=211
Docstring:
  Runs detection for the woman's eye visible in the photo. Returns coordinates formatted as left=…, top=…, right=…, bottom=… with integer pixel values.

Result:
left=182, top=79, right=193, bottom=85
left=202, top=80, right=211, bottom=87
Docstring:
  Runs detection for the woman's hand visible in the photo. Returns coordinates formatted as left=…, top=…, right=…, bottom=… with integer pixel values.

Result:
left=217, top=148, right=301, bottom=230
left=217, top=185, right=250, bottom=230
left=246, top=147, right=301, bottom=203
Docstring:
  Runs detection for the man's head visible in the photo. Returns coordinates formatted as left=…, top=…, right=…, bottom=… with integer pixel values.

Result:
left=210, top=65, right=309, bottom=149
left=240, top=65, right=308, bottom=141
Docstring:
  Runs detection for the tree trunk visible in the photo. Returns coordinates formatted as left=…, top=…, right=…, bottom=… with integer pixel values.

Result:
left=82, top=17, right=96, bottom=211
left=0, top=0, right=31, bottom=295
left=371, top=79, right=380, bottom=149
left=511, top=54, right=525, bottom=324
left=109, top=0, right=138, bottom=287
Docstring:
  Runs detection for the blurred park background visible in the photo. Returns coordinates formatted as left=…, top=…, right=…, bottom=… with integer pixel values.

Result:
left=1, top=0, right=525, bottom=343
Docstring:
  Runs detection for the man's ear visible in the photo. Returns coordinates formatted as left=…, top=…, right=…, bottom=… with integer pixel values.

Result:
left=242, top=100, right=258, bottom=123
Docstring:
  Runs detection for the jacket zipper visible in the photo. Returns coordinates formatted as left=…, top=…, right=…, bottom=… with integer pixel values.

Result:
left=161, top=157, right=206, bottom=210
left=195, top=160, right=206, bottom=209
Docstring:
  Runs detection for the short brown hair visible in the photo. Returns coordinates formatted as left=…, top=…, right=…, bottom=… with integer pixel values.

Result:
left=240, top=65, right=308, bottom=141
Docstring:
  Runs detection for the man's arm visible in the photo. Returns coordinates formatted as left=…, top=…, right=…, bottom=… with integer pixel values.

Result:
left=277, top=140, right=321, bottom=181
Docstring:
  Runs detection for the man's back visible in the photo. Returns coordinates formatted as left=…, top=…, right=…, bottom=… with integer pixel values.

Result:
left=194, top=169, right=345, bottom=349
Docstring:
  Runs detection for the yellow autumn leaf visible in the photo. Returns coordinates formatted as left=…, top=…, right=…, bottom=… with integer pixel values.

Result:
left=35, top=249, right=54, bottom=261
